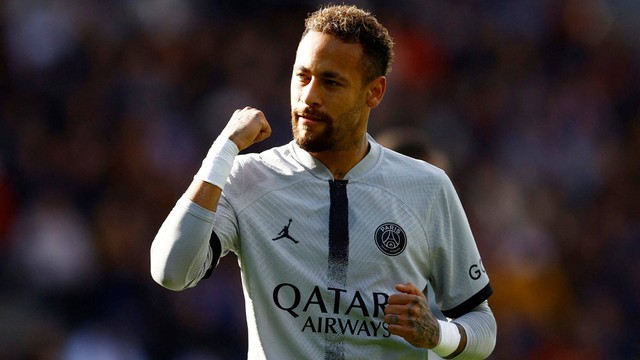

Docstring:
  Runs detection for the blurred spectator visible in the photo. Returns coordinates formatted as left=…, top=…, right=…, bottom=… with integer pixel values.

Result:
left=374, top=126, right=452, bottom=174
left=9, top=190, right=97, bottom=294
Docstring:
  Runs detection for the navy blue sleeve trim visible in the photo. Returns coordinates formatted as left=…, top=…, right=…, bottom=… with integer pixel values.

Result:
left=202, top=230, right=222, bottom=279
left=441, top=283, right=493, bottom=319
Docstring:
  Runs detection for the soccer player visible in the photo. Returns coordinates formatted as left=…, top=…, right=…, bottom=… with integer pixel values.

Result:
left=151, top=5, right=496, bottom=359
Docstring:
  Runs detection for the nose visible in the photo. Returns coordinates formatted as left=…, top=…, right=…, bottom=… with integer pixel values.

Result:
left=299, top=78, right=321, bottom=107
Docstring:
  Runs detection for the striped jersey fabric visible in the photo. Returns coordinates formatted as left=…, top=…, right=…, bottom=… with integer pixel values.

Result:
left=204, top=135, right=492, bottom=359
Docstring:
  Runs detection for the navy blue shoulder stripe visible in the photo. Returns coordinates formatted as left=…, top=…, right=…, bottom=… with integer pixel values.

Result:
left=202, top=230, right=223, bottom=279
left=441, top=283, right=493, bottom=319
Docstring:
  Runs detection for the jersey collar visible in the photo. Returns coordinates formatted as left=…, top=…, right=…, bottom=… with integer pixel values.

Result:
left=290, top=134, right=382, bottom=180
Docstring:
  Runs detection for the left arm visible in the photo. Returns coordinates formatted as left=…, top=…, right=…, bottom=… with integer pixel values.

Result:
left=384, top=283, right=496, bottom=359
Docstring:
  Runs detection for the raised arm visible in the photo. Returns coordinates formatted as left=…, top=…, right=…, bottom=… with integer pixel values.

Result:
left=150, top=107, right=271, bottom=290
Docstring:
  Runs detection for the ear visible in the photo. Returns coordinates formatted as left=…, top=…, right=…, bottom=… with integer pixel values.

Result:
left=366, top=76, right=386, bottom=108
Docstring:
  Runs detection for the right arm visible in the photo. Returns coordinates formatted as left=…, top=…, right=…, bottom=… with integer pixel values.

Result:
left=150, top=107, right=271, bottom=290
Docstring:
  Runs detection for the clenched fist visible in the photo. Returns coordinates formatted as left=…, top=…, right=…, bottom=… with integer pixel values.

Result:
left=221, top=107, right=272, bottom=151
left=384, top=283, right=440, bottom=349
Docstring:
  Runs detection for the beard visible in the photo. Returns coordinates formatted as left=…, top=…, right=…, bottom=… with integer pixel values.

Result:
left=291, top=102, right=365, bottom=153
left=291, top=109, right=335, bottom=152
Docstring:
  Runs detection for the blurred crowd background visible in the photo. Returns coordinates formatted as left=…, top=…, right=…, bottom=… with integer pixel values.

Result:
left=1, top=0, right=639, bottom=359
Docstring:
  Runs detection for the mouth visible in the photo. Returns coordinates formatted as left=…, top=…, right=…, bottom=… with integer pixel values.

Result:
left=296, top=111, right=327, bottom=126
left=299, top=117, right=321, bottom=126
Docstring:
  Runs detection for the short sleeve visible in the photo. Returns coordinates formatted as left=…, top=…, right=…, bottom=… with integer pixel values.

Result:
left=212, top=193, right=241, bottom=257
left=427, top=173, right=492, bottom=319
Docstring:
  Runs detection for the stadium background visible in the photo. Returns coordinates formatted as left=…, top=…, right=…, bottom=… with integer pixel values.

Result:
left=1, top=0, right=639, bottom=358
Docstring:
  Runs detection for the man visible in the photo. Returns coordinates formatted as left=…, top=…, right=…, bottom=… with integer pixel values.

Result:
left=151, top=5, right=496, bottom=359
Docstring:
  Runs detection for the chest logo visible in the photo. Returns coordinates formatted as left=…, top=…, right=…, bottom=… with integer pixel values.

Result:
left=272, top=219, right=299, bottom=244
left=374, top=223, right=407, bottom=256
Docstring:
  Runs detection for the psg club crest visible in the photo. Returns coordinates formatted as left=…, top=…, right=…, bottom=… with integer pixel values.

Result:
left=374, top=223, right=407, bottom=256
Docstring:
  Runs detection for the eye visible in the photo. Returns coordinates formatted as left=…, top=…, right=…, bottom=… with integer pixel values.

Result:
left=295, top=73, right=310, bottom=83
left=325, top=79, right=340, bottom=87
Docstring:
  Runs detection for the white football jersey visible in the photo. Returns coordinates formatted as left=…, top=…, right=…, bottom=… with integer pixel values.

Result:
left=204, top=135, right=492, bottom=359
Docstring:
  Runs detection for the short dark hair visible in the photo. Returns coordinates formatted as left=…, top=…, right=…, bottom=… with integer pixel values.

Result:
left=303, top=4, right=394, bottom=83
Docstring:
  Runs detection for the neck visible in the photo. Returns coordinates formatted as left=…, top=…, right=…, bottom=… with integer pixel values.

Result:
left=309, top=136, right=370, bottom=180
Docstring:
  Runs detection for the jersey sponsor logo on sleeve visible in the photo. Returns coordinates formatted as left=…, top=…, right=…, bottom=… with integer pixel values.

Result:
left=374, top=223, right=407, bottom=256
left=469, top=258, right=486, bottom=280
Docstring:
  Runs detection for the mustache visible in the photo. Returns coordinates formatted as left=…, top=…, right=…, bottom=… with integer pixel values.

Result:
left=293, top=108, right=331, bottom=122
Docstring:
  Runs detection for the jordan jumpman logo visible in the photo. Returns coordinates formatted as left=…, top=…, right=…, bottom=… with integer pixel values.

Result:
left=272, top=219, right=299, bottom=244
